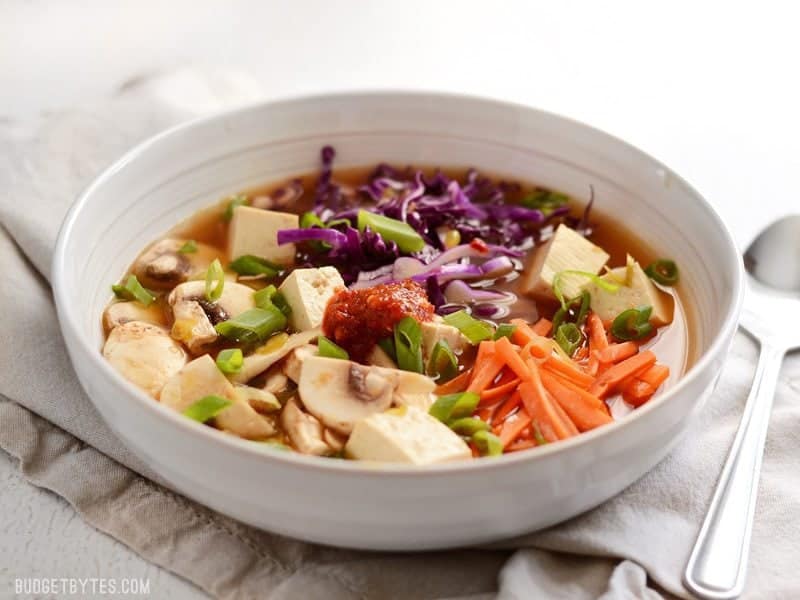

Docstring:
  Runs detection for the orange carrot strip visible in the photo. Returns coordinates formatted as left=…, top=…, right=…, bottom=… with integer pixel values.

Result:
left=519, top=367, right=578, bottom=441
left=531, top=318, right=553, bottom=336
left=622, top=379, right=656, bottom=407
left=639, top=363, right=670, bottom=388
left=467, top=354, right=506, bottom=394
left=435, top=368, right=472, bottom=395
left=597, top=341, right=638, bottom=364
left=473, top=340, right=496, bottom=368
left=499, top=408, right=533, bottom=448
left=495, top=336, right=533, bottom=381
left=587, top=350, right=600, bottom=378
left=540, top=369, right=612, bottom=432
left=510, top=320, right=549, bottom=358
left=476, top=403, right=499, bottom=423
left=479, top=377, right=521, bottom=404
left=542, top=356, right=594, bottom=389
left=506, top=439, right=538, bottom=452
left=587, top=313, right=609, bottom=351
left=589, top=350, right=657, bottom=398
left=493, top=390, right=522, bottom=424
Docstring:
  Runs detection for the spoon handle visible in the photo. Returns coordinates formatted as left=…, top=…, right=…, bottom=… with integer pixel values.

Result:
left=684, top=342, right=784, bottom=599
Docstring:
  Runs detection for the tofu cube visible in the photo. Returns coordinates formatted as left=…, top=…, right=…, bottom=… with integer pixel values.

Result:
left=278, top=266, right=345, bottom=331
left=583, top=256, right=674, bottom=326
left=228, top=206, right=298, bottom=265
left=520, top=224, right=609, bottom=300
left=344, top=406, right=472, bottom=465
left=420, top=318, right=469, bottom=361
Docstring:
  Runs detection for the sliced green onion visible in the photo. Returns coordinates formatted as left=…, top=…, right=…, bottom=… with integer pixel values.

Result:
left=429, top=391, right=480, bottom=423
left=204, top=259, right=225, bottom=302
left=553, top=270, right=618, bottom=310
left=229, top=255, right=281, bottom=277
left=215, top=306, right=287, bottom=344
left=377, top=337, right=397, bottom=362
left=222, top=194, right=247, bottom=222
left=493, top=323, right=518, bottom=341
left=394, top=316, right=423, bottom=373
left=645, top=259, right=679, bottom=286
left=318, top=336, right=349, bottom=360
left=448, top=416, right=490, bottom=436
left=520, top=188, right=569, bottom=213
left=555, top=323, right=582, bottom=357
left=427, top=339, right=458, bottom=382
left=553, top=290, right=591, bottom=332
left=442, top=310, right=494, bottom=345
left=357, top=210, right=425, bottom=253
left=253, top=285, right=278, bottom=309
left=325, top=218, right=352, bottom=229
left=472, top=430, right=503, bottom=457
left=111, top=275, right=155, bottom=306
left=611, top=306, right=653, bottom=341
left=183, top=394, right=231, bottom=423
left=300, top=211, right=326, bottom=228
left=215, top=348, right=243, bottom=374
left=178, top=240, right=197, bottom=253
left=271, top=291, right=292, bottom=316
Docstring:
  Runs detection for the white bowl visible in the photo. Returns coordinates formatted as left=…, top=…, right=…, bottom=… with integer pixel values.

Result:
left=52, top=92, right=743, bottom=550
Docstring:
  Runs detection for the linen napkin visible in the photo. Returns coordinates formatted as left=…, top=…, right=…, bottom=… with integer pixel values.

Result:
left=1, top=68, right=798, bottom=600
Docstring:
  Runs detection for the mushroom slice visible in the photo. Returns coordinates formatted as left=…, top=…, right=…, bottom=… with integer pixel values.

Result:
left=262, top=369, right=290, bottom=395
left=282, top=344, right=318, bottom=383
left=298, top=357, right=437, bottom=433
left=297, top=357, right=395, bottom=434
left=103, top=321, right=187, bottom=398
left=160, top=354, right=234, bottom=413
left=132, top=239, right=218, bottom=290
left=215, top=391, right=277, bottom=439
left=168, top=280, right=256, bottom=352
left=234, top=384, right=281, bottom=414
left=160, top=356, right=275, bottom=439
left=103, top=300, right=166, bottom=331
left=232, top=328, right=320, bottom=383
left=281, top=397, right=333, bottom=456
left=323, top=429, right=348, bottom=453
left=367, top=345, right=396, bottom=368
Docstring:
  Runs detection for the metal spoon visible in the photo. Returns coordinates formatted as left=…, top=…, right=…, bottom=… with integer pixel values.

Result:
left=684, top=215, right=800, bottom=599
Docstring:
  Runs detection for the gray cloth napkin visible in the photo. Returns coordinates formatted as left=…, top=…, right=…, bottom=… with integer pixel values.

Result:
left=1, top=69, right=798, bottom=600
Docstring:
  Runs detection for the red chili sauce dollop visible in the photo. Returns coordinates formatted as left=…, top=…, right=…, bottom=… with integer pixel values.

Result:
left=322, top=280, right=435, bottom=362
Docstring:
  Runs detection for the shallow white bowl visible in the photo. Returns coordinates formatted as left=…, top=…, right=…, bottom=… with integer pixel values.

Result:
left=53, top=92, right=743, bottom=550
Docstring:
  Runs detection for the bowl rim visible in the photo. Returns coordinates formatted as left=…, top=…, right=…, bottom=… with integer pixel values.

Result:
left=52, top=89, right=745, bottom=477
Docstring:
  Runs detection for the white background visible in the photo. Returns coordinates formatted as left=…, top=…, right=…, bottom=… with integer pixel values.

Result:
left=2, top=0, right=798, bottom=596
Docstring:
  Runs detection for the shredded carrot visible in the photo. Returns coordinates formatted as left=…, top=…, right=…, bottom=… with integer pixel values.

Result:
left=467, top=353, right=505, bottom=394
left=506, top=439, right=538, bottom=452
left=519, top=365, right=578, bottom=441
left=531, top=318, right=553, bottom=336
left=499, top=408, right=534, bottom=448
left=493, top=390, right=522, bottom=424
left=589, top=350, right=656, bottom=398
left=638, top=363, right=670, bottom=388
left=622, top=379, right=655, bottom=407
left=597, top=341, right=638, bottom=364
left=589, top=350, right=657, bottom=398
left=587, top=350, right=600, bottom=377
left=479, top=377, right=521, bottom=404
left=540, top=369, right=612, bottom=431
left=476, top=403, right=499, bottom=423
left=542, top=356, right=594, bottom=389
left=495, top=336, right=533, bottom=381
left=587, top=313, right=609, bottom=351
left=510, top=320, right=549, bottom=358
left=573, top=345, right=589, bottom=361
left=435, top=368, right=472, bottom=395
left=469, top=442, right=480, bottom=458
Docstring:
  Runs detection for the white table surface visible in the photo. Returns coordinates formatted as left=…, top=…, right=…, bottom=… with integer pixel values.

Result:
left=2, top=1, right=798, bottom=597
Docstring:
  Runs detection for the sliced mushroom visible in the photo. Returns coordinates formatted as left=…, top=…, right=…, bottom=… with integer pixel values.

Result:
left=216, top=390, right=277, bottom=439
left=168, top=280, right=256, bottom=352
left=282, top=344, right=318, bottom=383
left=232, top=328, right=320, bottom=383
left=281, top=397, right=333, bottom=456
left=160, top=354, right=234, bottom=412
left=103, top=321, right=187, bottom=398
left=298, top=356, right=437, bottom=433
left=323, top=428, right=347, bottom=453
left=234, top=384, right=280, bottom=414
left=160, top=355, right=275, bottom=439
left=133, top=239, right=219, bottom=290
left=367, top=345, right=396, bottom=368
left=103, top=300, right=166, bottom=331
left=262, top=369, right=290, bottom=395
